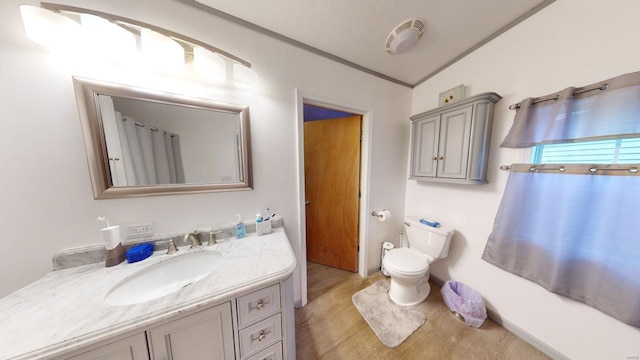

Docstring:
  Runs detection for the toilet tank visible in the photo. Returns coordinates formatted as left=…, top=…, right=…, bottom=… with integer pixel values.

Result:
left=404, top=216, right=454, bottom=260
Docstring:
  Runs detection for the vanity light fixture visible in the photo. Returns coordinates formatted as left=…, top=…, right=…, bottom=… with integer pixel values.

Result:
left=141, top=29, right=185, bottom=72
left=232, top=63, right=258, bottom=89
left=194, top=47, right=227, bottom=82
left=19, top=5, right=80, bottom=52
left=80, top=14, right=138, bottom=64
left=19, top=3, right=256, bottom=88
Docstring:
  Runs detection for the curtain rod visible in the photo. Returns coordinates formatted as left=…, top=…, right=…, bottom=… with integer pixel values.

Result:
left=500, top=164, right=639, bottom=174
left=508, top=84, right=609, bottom=110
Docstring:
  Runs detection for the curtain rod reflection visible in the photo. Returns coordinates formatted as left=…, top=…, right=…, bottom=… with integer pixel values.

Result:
left=120, top=115, right=176, bottom=136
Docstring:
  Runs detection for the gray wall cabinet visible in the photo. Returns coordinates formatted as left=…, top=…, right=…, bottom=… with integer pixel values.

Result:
left=409, top=92, right=501, bottom=184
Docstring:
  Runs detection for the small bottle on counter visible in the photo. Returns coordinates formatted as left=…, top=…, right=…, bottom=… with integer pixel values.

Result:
left=235, top=214, right=246, bottom=239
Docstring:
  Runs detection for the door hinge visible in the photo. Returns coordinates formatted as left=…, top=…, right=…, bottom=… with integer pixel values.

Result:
left=358, top=190, right=361, bottom=198
left=357, top=245, right=360, bottom=252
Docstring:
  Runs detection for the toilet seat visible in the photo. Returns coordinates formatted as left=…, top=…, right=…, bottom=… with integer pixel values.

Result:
left=384, top=248, right=429, bottom=276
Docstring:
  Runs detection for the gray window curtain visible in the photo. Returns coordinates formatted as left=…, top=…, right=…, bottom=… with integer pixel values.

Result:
left=501, top=71, right=640, bottom=148
left=487, top=71, right=640, bottom=327
left=483, top=170, right=640, bottom=327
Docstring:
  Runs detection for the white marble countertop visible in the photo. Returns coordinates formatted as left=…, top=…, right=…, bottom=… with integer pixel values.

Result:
left=0, top=228, right=296, bottom=360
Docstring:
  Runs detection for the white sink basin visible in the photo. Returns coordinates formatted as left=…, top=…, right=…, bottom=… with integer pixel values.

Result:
left=105, top=250, right=223, bottom=306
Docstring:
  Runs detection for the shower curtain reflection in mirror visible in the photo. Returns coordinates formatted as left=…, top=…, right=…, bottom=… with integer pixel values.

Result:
left=99, top=95, right=185, bottom=186
left=97, top=94, right=242, bottom=187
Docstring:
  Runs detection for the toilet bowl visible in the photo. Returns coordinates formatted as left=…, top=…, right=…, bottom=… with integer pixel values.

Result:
left=382, top=216, right=454, bottom=307
left=383, top=247, right=431, bottom=306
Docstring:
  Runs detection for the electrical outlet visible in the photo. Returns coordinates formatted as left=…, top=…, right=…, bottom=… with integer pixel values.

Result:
left=126, top=222, right=155, bottom=239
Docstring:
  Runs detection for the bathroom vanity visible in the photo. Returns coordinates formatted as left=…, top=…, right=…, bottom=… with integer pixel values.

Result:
left=0, top=228, right=296, bottom=360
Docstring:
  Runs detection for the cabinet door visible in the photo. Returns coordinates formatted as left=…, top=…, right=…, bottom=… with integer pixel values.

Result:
left=437, top=105, right=472, bottom=179
left=411, top=115, right=440, bottom=178
left=147, top=302, right=234, bottom=360
left=66, top=333, right=149, bottom=360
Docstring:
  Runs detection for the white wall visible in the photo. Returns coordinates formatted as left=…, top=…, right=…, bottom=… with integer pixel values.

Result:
left=0, top=0, right=411, bottom=302
left=406, top=0, right=640, bottom=358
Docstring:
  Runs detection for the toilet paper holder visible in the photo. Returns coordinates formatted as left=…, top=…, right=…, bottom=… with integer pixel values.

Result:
left=371, top=209, right=389, bottom=219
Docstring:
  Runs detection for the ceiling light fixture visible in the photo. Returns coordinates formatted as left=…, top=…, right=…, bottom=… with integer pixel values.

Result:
left=385, top=17, right=426, bottom=55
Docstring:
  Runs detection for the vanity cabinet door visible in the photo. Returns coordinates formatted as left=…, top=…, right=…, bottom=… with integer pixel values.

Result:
left=65, top=333, right=149, bottom=360
left=437, top=105, right=472, bottom=179
left=147, top=302, right=234, bottom=360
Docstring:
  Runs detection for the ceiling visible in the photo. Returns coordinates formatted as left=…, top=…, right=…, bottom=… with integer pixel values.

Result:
left=179, top=0, right=554, bottom=88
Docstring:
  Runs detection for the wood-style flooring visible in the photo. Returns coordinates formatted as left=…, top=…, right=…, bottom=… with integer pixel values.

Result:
left=295, top=262, right=550, bottom=360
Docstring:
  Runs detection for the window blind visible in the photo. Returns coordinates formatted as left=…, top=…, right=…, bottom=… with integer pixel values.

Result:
left=532, top=138, right=640, bottom=164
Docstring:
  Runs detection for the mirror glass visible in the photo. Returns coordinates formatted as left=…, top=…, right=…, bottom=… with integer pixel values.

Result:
left=73, top=77, right=252, bottom=199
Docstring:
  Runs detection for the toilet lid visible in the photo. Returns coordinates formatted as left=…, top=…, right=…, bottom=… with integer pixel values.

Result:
left=385, top=248, right=428, bottom=275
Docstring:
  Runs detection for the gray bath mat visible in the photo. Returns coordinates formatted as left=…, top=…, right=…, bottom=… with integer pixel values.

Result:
left=352, top=280, right=426, bottom=348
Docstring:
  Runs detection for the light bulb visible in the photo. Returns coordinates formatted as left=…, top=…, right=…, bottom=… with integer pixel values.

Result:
left=141, top=29, right=184, bottom=72
left=80, top=14, right=138, bottom=64
left=19, top=5, right=81, bottom=52
left=233, top=63, right=257, bottom=89
left=193, top=47, right=226, bottom=82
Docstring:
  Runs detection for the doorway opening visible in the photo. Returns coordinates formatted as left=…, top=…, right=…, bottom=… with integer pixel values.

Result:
left=303, top=103, right=363, bottom=302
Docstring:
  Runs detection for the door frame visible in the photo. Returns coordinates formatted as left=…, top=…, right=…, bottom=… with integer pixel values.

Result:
left=295, top=89, right=372, bottom=307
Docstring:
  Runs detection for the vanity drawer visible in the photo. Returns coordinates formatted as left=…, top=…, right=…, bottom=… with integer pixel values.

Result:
left=237, top=284, right=281, bottom=328
left=245, top=342, right=282, bottom=360
left=238, top=314, right=282, bottom=359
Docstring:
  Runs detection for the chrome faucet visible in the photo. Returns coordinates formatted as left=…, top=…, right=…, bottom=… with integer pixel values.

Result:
left=155, top=238, right=179, bottom=254
left=208, top=230, right=224, bottom=246
left=183, top=230, right=201, bottom=248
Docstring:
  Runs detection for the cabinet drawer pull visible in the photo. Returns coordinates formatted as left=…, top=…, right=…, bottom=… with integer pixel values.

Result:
left=256, top=299, right=264, bottom=310
left=438, top=156, right=444, bottom=160
left=432, top=156, right=437, bottom=160
left=251, top=329, right=269, bottom=344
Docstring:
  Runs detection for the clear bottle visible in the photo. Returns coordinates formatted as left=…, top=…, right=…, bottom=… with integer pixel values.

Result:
left=235, top=214, right=246, bottom=239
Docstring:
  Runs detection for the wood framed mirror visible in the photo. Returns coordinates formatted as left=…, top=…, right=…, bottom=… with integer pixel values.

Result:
left=73, top=77, right=252, bottom=199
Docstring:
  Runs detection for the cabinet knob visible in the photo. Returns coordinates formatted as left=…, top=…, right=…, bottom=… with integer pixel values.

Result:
left=256, top=299, right=264, bottom=310
left=432, top=156, right=437, bottom=160
left=258, top=330, right=266, bottom=342
left=438, top=156, right=444, bottom=160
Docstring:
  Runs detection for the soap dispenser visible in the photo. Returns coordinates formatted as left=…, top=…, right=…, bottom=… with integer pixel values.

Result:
left=97, top=217, right=126, bottom=267
left=235, top=214, right=246, bottom=239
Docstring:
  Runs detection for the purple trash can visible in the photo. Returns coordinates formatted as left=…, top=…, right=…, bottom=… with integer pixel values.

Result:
left=441, top=280, right=487, bottom=328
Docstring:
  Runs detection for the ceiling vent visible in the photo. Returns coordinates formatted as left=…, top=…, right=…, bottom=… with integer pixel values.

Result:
left=385, top=17, right=426, bottom=55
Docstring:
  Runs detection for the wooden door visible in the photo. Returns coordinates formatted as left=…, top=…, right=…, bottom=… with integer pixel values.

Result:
left=438, top=105, right=472, bottom=179
left=304, top=115, right=361, bottom=272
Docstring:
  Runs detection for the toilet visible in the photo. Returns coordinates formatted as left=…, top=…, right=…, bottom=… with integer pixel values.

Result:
left=382, top=216, right=454, bottom=307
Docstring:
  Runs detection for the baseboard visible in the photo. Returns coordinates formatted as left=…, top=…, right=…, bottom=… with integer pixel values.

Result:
left=367, top=266, right=382, bottom=276
left=429, top=274, right=569, bottom=360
